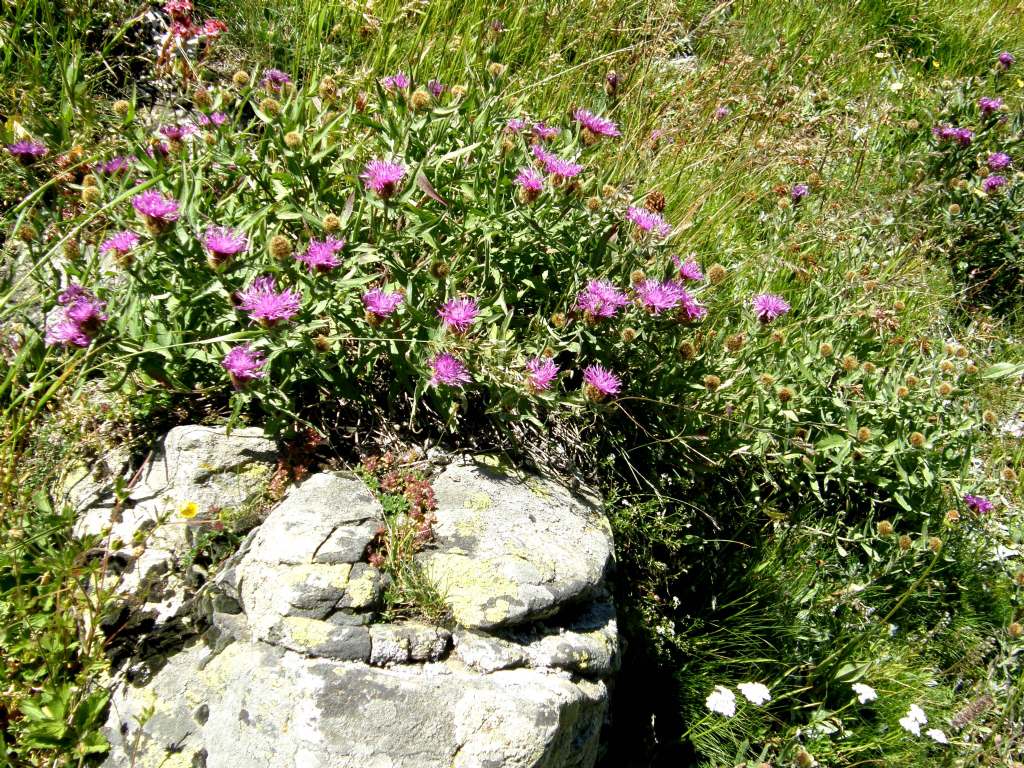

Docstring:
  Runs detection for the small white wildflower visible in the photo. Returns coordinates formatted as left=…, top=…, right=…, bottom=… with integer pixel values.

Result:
left=889, top=81, right=904, bottom=93
left=705, top=685, right=736, bottom=717
left=737, top=682, right=771, bottom=705
left=852, top=683, right=877, bottom=704
left=899, top=704, right=928, bottom=735
left=926, top=728, right=948, bottom=744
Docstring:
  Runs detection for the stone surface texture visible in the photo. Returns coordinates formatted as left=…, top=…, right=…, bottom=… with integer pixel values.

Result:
left=90, top=441, right=617, bottom=768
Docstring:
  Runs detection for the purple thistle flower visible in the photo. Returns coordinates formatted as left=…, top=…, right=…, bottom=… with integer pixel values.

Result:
left=714, top=106, right=730, bottom=121
left=964, top=493, right=994, bottom=513
left=427, top=79, right=445, bottom=97
left=791, top=183, right=810, bottom=202
left=95, top=156, right=134, bottom=175
left=626, top=206, right=671, bottom=238
left=361, top=158, right=406, bottom=198
left=7, top=140, right=48, bottom=164
left=583, top=364, right=621, bottom=400
left=577, top=279, right=629, bottom=320
left=983, top=174, right=1008, bottom=194
left=203, top=225, right=248, bottom=266
left=525, top=357, right=560, bottom=392
left=531, top=122, right=560, bottom=141
left=438, top=296, right=479, bottom=333
left=505, top=117, right=527, bottom=133
left=932, top=124, right=974, bottom=146
left=382, top=71, right=410, bottom=90
left=159, top=123, right=197, bottom=140
left=295, top=237, right=345, bottom=272
left=680, top=291, right=707, bottom=321
left=751, top=293, right=790, bottom=322
left=58, top=284, right=88, bottom=306
left=100, top=230, right=141, bottom=258
left=531, top=144, right=583, bottom=179
left=514, top=167, right=544, bottom=197
left=672, top=255, right=704, bottom=282
left=132, top=190, right=180, bottom=225
left=221, top=343, right=266, bottom=386
left=572, top=108, right=621, bottom=138
left=362, top=288, right=404, bottom=318
left=145, top=141, right=171, bottom=160
left=429, top=353, right=471, bottom=387
left=46, top=285, right=107, bottom=348
left=236, top=276, right=302, bottom=326
left=261, top=68, right=291, bottom=91
left=65, top=294, right=108, bottom=329
left=988, top=152, right=1012, bottom=170
left=953, top=127, right=974, bottom=146
left=998, top=51, right=1015, bottom=69
left=978, top=96, right=1004, bottom=116
left=634, top=279, right=686, bottom=314
left=45, top=319, right=91, bottom=348
left=197, top=112, right=228, bottom=127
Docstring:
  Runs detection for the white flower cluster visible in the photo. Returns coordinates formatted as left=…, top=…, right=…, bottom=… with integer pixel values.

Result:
left=705, top=682, right=772, bottom=717
left=898, top=703, right=947, bottom=744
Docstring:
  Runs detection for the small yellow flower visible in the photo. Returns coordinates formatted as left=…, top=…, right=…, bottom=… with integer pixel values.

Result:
left=179, top=501, right=199, bottom=519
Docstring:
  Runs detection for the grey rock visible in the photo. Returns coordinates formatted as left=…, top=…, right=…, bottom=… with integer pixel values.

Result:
left=314, top=520, right=379, bottom=563
left=370, top=623, right=451, bottom=666
left=452, top=630, right=528, bottom=673
left=102, top=640, right=607, bottom=768
left=417, top=460, right=613, bottom=629
left=270, top=617, right=371, bottom=661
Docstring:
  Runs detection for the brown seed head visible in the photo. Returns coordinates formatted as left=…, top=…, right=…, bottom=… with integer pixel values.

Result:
left=777, top=386, right=794, bottom=403
left=898, top=534, right=912, bottom=551
left=260, top=97, right=282, bottom=116
left=819, top=342, right=834, bottom=358
left=232, top=70, right=251, bottom=88
left=284, top=130, right=302, bottom=149
left=678, top=340, right=696, bottom=360
left=707, top=264, right=727, bottom=284
left=112, top=99, right=131, bottom=117
left=857, top=427, right=871, bottom=442
left=410, top=89, right=431, bottom=110
left=842, top=355, right=859, bottom=372
left=269, top=234, right=293, bottom=260
left=726, top=333, right=746, bottom=353
left=876, top=520, right=894, bottom=536
left=703, top=374, right=721, bottom=391
left=909, top=431, right=925, bottom=448
left=645, top=190, right=666, bottom=213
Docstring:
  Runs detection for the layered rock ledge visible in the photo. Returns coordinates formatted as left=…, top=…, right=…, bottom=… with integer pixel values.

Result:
left=79, top=428, right=617, bottom=768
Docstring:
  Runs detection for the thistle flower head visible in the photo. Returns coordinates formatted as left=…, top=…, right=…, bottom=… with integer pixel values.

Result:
left=988, top=152, right=1012, bottom=170
left=95, top=156, right=134, bottom=175
left=531, top=122, right=560, bottom=141
left=791, top=183, right=810, bottom=202
left=100, top=230, right=141, bottom=257
left=531, top=144, right=582, bottom=178
left=45, top=285, right=107, bottom=348
left=196, top=111, right=228, bottom=128
left=382, top=71, right=410, bottom=90
left=983, top=174, right=1008, bottom=193
left=626, top=206, right=671, bottom=238
left=360, top=158, right=406, bottom=198
left=203, top=225, right=248, bottom=262
left=362, top=288, right=404, bottom=318
left=221, top=343, right=266, bottom=386
left=236, top=276, right=302, bottom=326
left=261, top=68, right=292, bottom=91
left=525, top=357, right=560, bottom=392
left=577, top=279, right=629, bottom=320
left=634, top=279, right=686, bottom=314
left=963, top=493, right=994, bottom=513
left=505, top=117, right=527, bottom=133
left=7, top=140, right=48, bottom=164
left=158, top=122, right=197, bottom=140
left=514, top=167, right=544, bottom=196
left=583, top=364, right=621, bottom=399
left=751, top=293, right=790, bottom=322
left=673, top=255, right=704, bottom=282
left=132, top=190, right=180, bottom=224
left=978, top=96, right=1004, bottom=116
left=998, top=51, right=1015, bottom=69
left=296, top=237, right=345, bottom=272
left=438, top=296, right=480, bottom=333
left=427, top=79, right=445, bottom=97
left=428, top=352, right=470, bottom=387
left=572, top=108, right=621, bottom=137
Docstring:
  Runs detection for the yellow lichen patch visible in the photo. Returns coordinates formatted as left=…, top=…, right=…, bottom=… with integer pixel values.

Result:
left=464, top=492, right=492, bottom=511
left=344, top=569, right=378, bottom=608
left=424, top=553, right=517, bottom=627
left=279, top=616, right=333, bottom=649
left=283, top=563, right=351, bottom=591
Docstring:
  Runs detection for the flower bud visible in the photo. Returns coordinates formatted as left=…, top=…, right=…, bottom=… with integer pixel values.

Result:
left=260, top=97, right=282, bottom=116
left=877, top=520, right=894, bottom=536
left=703, top=374, right=721, bottom=391
left=323, top=214, right=341, bottom=233
left=269, top=234, right=293, bottom=260
left=232, top=70, right=251, bottom=88
left=410, top=89, right=431, bottom=110
left=777, top=386, right=794, bottom=403
left=819, top=342, right=834, bottom=358
left=909, top=431, right=925, bottom=448
left=678, top=340, right=696, bottom=360
left=112, top=99, right=131, bottom=117
left=898, top=534, right=912, bottom=550
left=284, top=130, right=302, bottom=148
left=487, top=62, right=506, bottom=78
left=929, top=536, right=942, bottom=553
left=857, top=427, right=871, bottom=442
left=708, top=264, right=727, bottom=284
